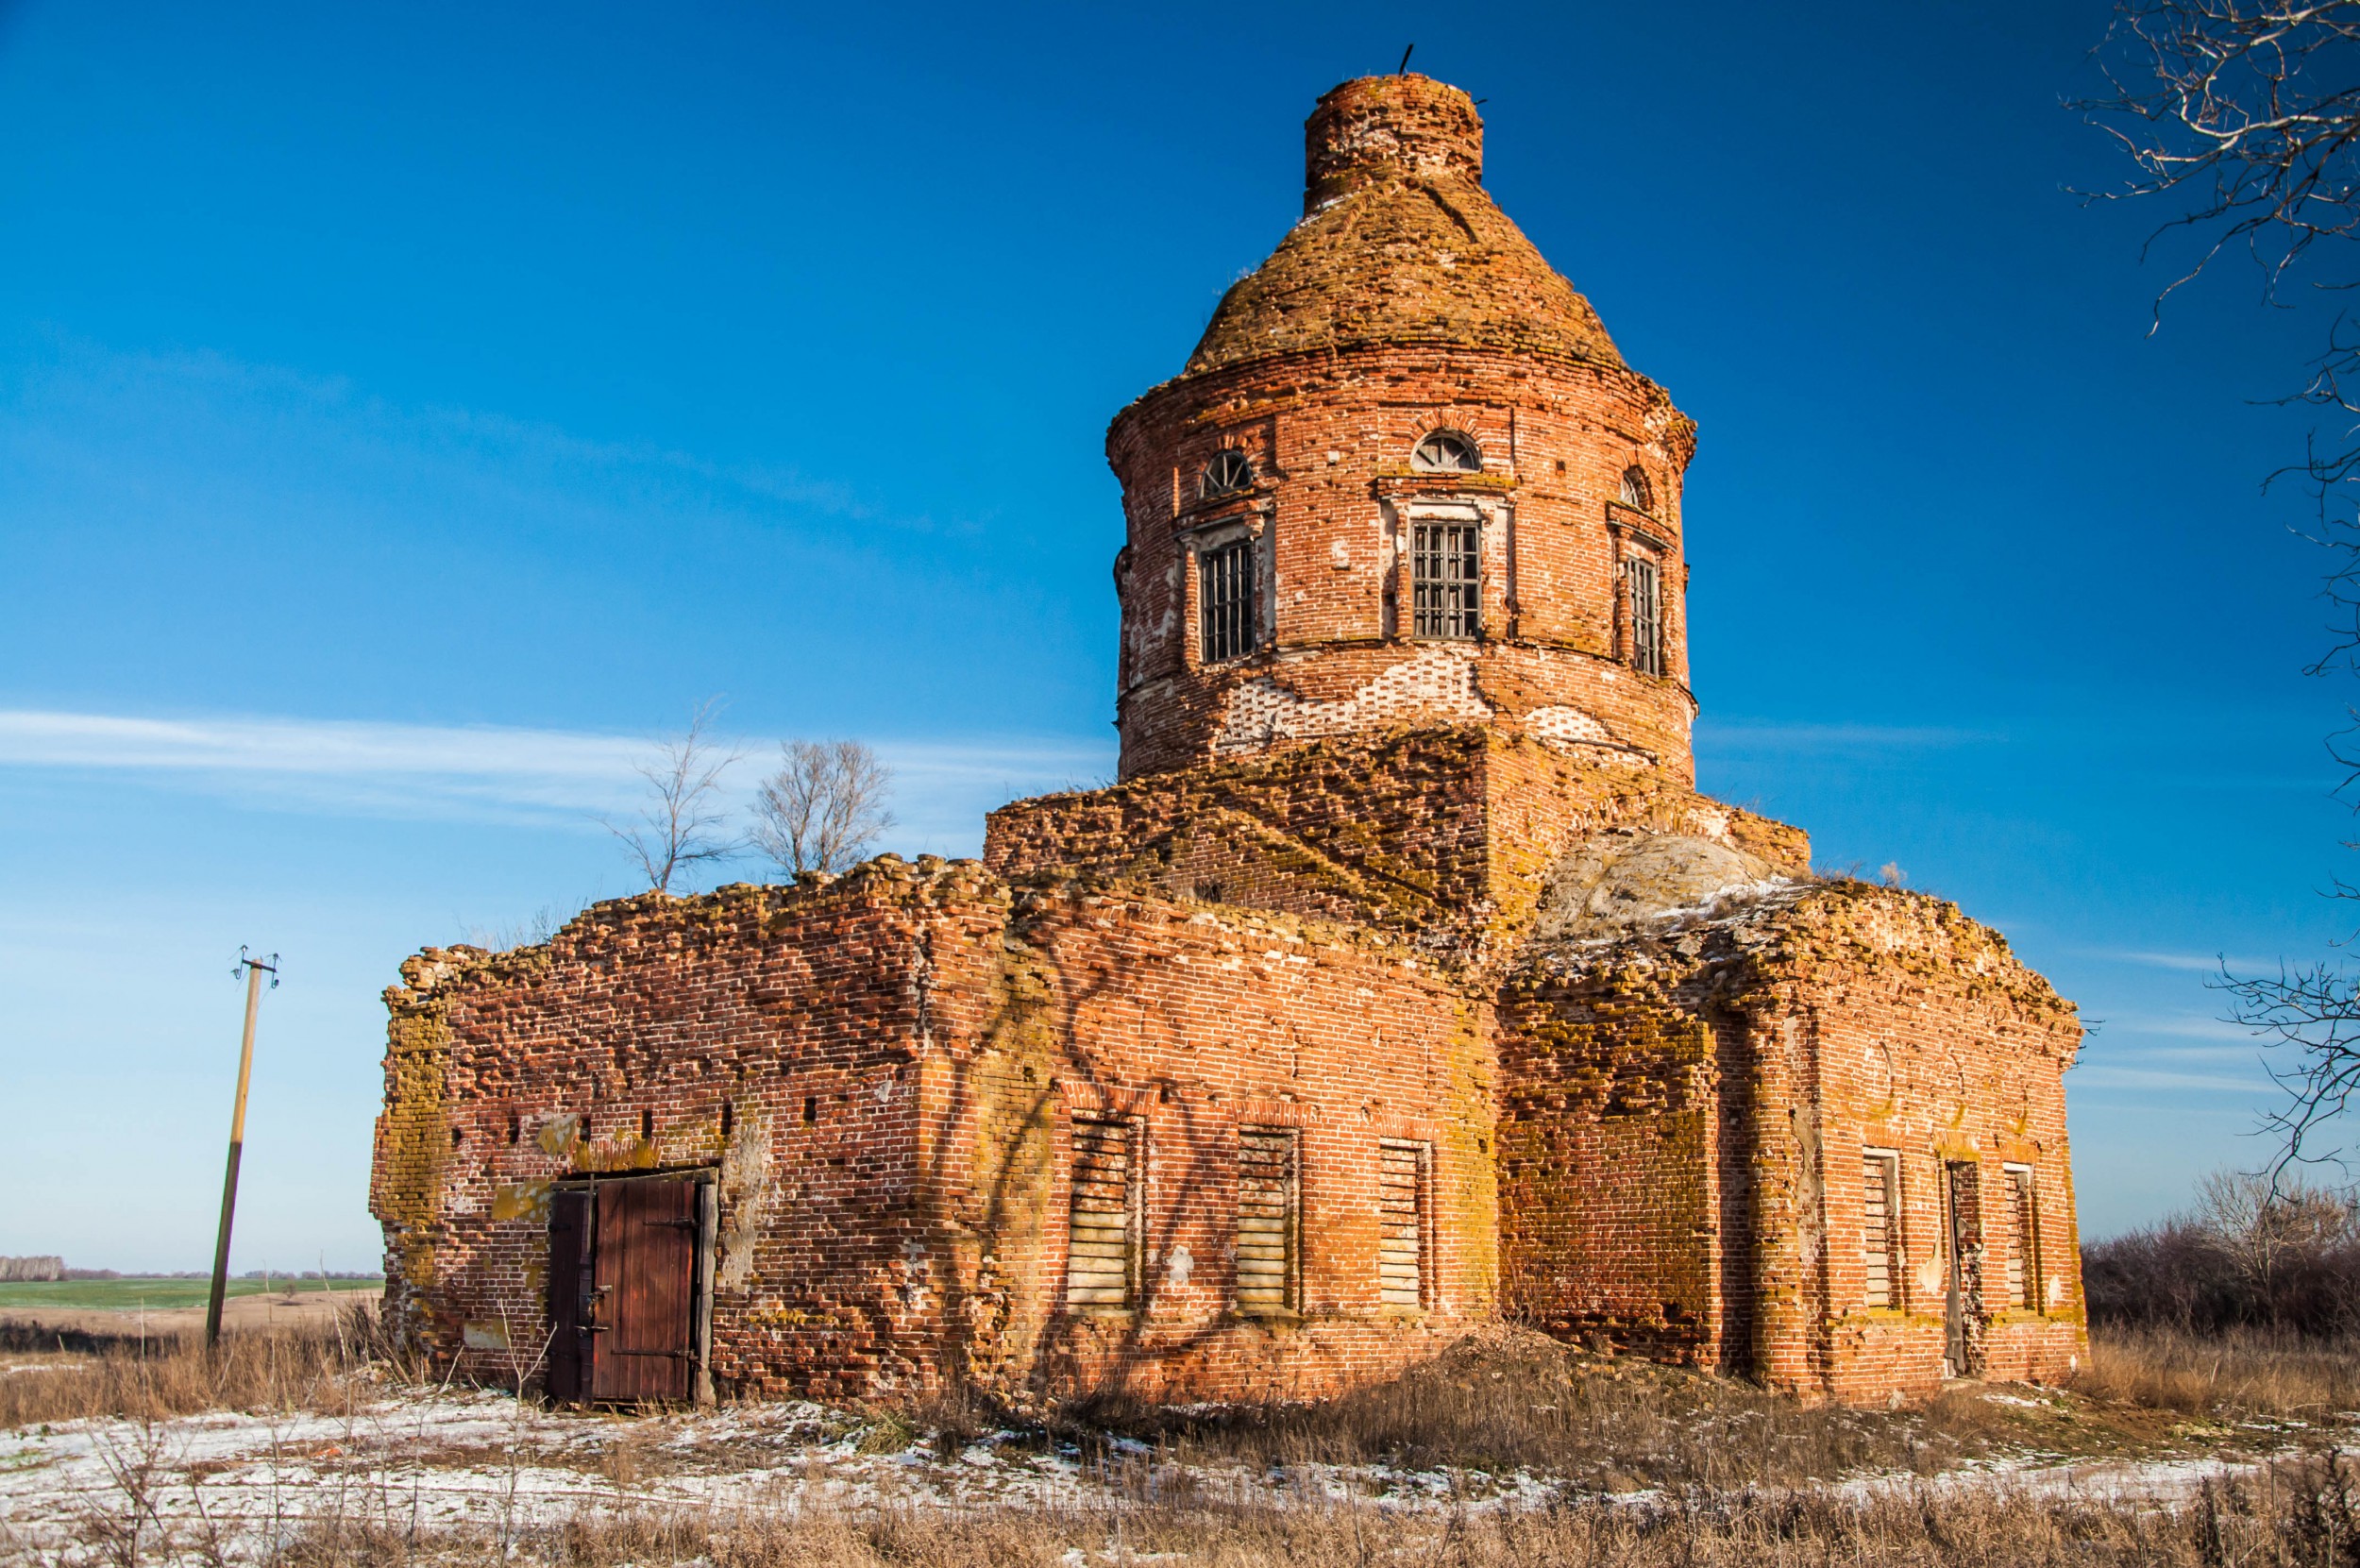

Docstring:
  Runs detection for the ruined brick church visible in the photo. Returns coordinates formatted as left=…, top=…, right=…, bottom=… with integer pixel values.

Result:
left=372, top=75, right=2085, bottom=1408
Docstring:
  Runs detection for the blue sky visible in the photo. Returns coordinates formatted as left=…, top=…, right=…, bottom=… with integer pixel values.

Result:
left=0, top=0, right=2346, bottom=1269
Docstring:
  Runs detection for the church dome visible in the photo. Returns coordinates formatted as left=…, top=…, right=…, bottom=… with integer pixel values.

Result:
left=1184, top=75, right=1624, bottom=377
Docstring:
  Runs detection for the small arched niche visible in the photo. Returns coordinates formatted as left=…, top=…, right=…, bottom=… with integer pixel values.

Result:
left=1619, top=464, right=1654, bottom=513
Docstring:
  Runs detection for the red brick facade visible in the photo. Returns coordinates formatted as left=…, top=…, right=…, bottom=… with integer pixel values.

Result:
left=371, top=75, right=2084, bottom=1408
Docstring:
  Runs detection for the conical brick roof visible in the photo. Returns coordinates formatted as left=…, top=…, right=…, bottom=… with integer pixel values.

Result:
left=1184, top=76, right=1624, bottom=377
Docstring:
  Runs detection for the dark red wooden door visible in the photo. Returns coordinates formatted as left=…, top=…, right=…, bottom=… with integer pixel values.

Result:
left=590, top=1179, right=697, bottom=1403
left=546, top=1189, right=594, bottom=1401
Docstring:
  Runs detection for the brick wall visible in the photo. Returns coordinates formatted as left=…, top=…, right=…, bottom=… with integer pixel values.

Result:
left=1107, top=345, right=1700, bottom=783
left=987, top=728, right=1807, bottom=953
left=370, top=859, right=1494, bottom=1408
left=373, top=69, right=2091, bottom=1414
left=1484, top=880, right=2088, bottom=1399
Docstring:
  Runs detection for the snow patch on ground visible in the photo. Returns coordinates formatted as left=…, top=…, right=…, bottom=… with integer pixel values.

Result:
left=0, top=1384, right=2312, bottom=1559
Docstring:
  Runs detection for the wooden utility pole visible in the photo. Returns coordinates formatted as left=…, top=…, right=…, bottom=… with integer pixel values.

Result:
left=206, top=949, right=278, bottom=1349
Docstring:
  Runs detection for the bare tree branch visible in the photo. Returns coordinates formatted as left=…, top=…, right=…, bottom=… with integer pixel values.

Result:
left=601, top=699, right=746, bottom=895
left=750, top=739, right=896, bottom=878
left=2088, top=3, right=2360, bottom=1169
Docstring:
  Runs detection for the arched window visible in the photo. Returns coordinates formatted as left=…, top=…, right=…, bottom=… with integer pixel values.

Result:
left=1201, top=450, right=1255, bottom=497
left=1411, top=430, right=1482, bottom=474
left=1619, top=465, right=1654, bottom=512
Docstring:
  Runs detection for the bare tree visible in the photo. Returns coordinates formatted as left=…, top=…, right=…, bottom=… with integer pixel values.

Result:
left=2085, top=2, right=2360, bottom=1168
left=602, top=700, right=746, bottom=894
left=750, top=739, right=896, bottom=877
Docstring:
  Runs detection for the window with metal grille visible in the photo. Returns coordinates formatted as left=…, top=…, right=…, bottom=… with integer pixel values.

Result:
left=1627, top=554, right=1662, bottom=676
left=1236, top=1128, right=1298, bottom=1313
left=1377, top=1139, right=1428, bottom=1309
left=1863, top=1151, right=1901, bottom=1310
left=2004, top=1164, right=2037, bottom=1309
left=1200, top=537, right=1256, bottom=663
left=1066, top=1117, right=1138, bottom=1309
left=1411, top=521, right=1480, bottom=639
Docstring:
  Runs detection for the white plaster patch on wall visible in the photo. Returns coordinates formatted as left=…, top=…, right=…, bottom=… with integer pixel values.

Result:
left=716, top=1102, right=776, bottom=1291
left=1524, top=705, right=1611, bottom=747
left=1214, top=645, right=1492, bottom=753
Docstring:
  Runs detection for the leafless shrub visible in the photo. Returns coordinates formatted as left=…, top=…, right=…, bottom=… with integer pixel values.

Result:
left=2082, top=1167, right=2360, bottom=1334
left=72, top=1418, right=175, bottom=1566
left=750, top=738, right=896, bottom=877
left=602, top=699, right=747, bottom=894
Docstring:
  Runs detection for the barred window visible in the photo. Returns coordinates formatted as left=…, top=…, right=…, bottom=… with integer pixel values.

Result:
left=1620, top=464, right=1654, bottom=512
left=1863, top=1151, right=1901, bottom=1309
left=1236, top=1128, right=1299, bottom=1313
left=1412, top=430, right=1481, bottom=473
left=1411, top=521, right=1480, bottom=639
left=1627, top=554, right=1662, bottom=676
left=1377, top=1139, right=1428, bottom=1309
left=2004, top=1164, right=2038, bottom=1309
left=1066, top=1117, right=1139, bottom=1309
left=1200, top=537, right=1256, bottom=663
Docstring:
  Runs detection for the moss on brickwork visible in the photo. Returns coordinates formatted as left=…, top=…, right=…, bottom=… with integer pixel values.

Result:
left=1183, top=76, right=1623, bottom=379
left=989, top=728, right=1805, bottom=966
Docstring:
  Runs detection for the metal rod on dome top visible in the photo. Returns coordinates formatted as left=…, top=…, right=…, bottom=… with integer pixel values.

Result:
left=206, top=948, right=278, bottom=1349
left=1397, top=44, right=1414, bottom=74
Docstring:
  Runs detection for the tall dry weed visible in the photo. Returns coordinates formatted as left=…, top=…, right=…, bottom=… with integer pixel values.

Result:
left=258, top=1459, right=2360, bottom=1567
left=0, top=1303, right=396, bottom=1427
left=2074, top=1325, right=2360, bottom=1418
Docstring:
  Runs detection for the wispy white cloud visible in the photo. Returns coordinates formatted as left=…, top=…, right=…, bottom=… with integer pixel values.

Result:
left=0, top=708, right=1112, bottom=848
left=2094, top=1011, right=2267, bottom=1043
left=1694, top=721, right=2000, bottom=754
left=2082, top=947, right=2284, bottom=974
left=2070, top=1065, right=2271, bottom=1094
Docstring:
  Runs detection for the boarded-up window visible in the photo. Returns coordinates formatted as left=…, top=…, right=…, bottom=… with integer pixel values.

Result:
left=1378, top=1139, right=1428, bottom=1309
left=2004, top=1164, right=2037, bottom=1309
left=1066, top=1117, right=1138, bottom=1308
left=1237, top=1128, right=1298, bottom=1312
left=1863, top=1151, right=1901, bottom=1309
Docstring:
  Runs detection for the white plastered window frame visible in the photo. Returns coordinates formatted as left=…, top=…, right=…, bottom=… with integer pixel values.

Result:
left=1862, top=1145, right=1905, bottom=1314
left=2000, top=1161, right=2041, bottom=1315
left=1380, top=497, right=1508, bottom=643
left=1179, top=506, right=1274, bottom=668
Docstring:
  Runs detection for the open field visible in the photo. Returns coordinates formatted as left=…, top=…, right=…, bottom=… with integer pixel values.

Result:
left=0, top=1283, right=385, bottom=1345
left=0, top=1279, right=379, bottom=1313
left=3, top=1317, right=2358, bottom=1562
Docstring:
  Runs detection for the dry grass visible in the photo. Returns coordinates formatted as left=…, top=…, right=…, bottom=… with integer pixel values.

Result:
left=13, top=1319, right=2360, bottom=1566
left=244, top=1454, right=2360, bottom=1566
left=1057, top=1330, right=2169, bottom=1492
left=0, top=1305, right=396, bottom=1427
left=2073, top=1326, right=2360, bottom=1419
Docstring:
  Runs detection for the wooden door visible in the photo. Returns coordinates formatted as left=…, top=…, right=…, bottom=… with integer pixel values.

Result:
left=546, top=1189, right=594, bottom=1401
left=592, top=1178, right=698, bottom=1403
left=546, top=1178, right=700, bottom=1404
